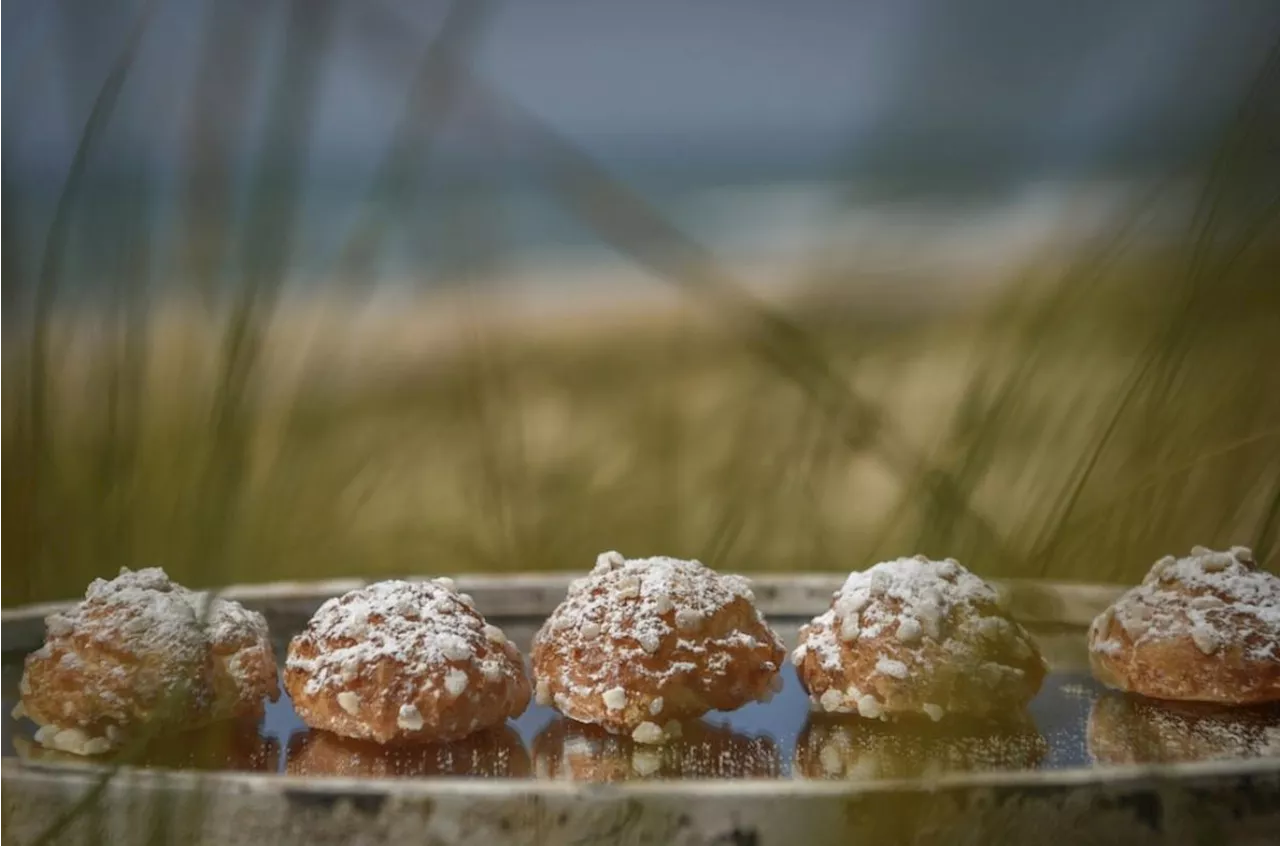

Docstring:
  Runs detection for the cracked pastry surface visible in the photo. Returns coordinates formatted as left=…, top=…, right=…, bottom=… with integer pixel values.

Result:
left=17, top=567, right=279, bottom=756
left=285, top=578, right=531, bottom=744
left=792, top=555, right=1045, bottom=721
left=531, top=552, right=785, bottom=743
left=1088, top=546, right=1280, bottom=704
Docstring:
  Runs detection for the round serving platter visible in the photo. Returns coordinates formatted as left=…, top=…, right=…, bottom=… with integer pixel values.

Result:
left=2, top=575, right=1278, bottom=846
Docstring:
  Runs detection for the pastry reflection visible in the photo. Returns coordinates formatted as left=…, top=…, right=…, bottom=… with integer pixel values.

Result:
left=14, top=717, right=279, bottom=772
left=794, top=712, right=1046, bottom=780
left=532, top=718, right=779, bottom=781
left=286, top=724, right=530, bottom=777
left=1088, top=692, right=1280, bottom=765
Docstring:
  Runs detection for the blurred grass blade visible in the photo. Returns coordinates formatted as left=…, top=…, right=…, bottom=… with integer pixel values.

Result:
left=198, top=0, right=337, bottom=573
left=329, top=0, right=492, bottom=288
left=21, top=0, right=160, bottom=590
left=0, top=182, right=30, bottom=318
left=96, top=161, right=153, bottom=572
left=479, top=84, right=1016, bottom=566
left=179, top=0, right=267, bottom=308
left=1182, top=37, right=1279, bottom=291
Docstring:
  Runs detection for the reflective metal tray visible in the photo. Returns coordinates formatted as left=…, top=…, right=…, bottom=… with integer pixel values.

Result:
left=3, top=575, right=1278, bottom=846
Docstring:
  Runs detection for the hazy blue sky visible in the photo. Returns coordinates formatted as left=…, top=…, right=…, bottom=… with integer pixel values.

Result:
left=5, top=0, right=1278, bottom=180
left=2, top=0, right=1277, bottom=299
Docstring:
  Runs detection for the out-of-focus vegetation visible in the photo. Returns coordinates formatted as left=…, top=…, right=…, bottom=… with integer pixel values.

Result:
left=4, top=2, right=1278, bottom=606
left=7, top=237, right=1278, bottom=605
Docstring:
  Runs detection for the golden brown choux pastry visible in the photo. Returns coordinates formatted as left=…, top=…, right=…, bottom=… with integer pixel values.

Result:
left=18, top=567, right=279, bottom=756
left=792, top=556, right=1044, bottom=721
left=532, top=552, right=785, bottom=745
left=285, top=578, right=530, bottom=744
left=1088, top=546, right=1280, bottom=704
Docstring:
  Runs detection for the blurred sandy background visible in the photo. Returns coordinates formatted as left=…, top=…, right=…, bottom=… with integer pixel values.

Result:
left=4, top=0, right=1279, bottom=603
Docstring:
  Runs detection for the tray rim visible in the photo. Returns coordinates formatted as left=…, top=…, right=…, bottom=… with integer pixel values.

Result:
left=5, top=752, right=1279, bottom=798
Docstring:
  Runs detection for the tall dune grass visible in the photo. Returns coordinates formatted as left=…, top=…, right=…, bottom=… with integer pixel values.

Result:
left=3, top=5, right=1278, bottom=613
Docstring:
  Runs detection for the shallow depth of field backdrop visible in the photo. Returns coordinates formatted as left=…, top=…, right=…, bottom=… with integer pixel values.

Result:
left=4, top=0, right=1280, bottom=605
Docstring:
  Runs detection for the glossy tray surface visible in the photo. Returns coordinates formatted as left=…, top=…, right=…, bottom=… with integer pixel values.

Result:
left=5, top=579, right=1280, bottom=846
left=0, top=578, right=1274, bottom=783
left=5, top=616, right=1277, bottom=781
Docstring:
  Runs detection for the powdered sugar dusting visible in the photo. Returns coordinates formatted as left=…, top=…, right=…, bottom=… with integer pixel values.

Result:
left=48, top=567, right=208, bottom=668
left=1091, top=546, right=1280, bottom=663
left=536, top=553, right=777, bottom=689
left=798, top=555, right=1043, bottom=716
left=804, top=556, right=1008, bottom=673
left=21, top=566, right=277, bottom=753
left=183, top=589, right=272, bottom=652
left=287, top=579, right=491, bottom=698
left=875, top=658, right=909, bottom=679
left=533, top=553, right=784, bottom=730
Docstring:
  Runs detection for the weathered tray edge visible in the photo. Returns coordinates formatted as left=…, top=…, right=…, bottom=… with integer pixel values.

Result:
left=5, top=756, right=1279, bottom=846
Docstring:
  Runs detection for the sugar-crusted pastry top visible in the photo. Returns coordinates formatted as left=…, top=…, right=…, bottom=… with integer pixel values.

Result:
left=36, top=567, right=275, bottom=704
left=20, top=566, right=279, bottom=754
left=793, top=555, right=1043, bottom=720
left=287, top=578, right=521, bottom=699
left=795, top=556, right=1026, bottom=681
left=535, top=552, right=767, bottom=683
left=532, top=552, right=785, bottom=741
left=1091, top=546, right=1280, bottom=663
left=43, top=567, right=202, bottom=654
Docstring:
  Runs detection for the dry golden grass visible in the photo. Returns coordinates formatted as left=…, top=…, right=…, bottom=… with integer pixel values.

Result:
left=6, top=241, right=1278, bottom=605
